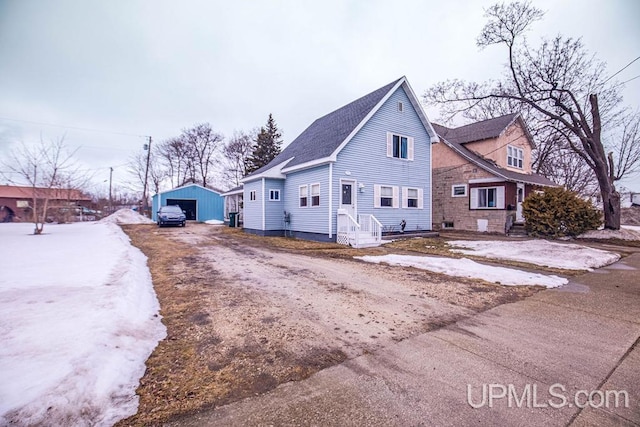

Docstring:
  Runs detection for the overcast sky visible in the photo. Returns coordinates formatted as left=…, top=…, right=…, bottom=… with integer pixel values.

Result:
left=1, top=0, right=639, bottom=194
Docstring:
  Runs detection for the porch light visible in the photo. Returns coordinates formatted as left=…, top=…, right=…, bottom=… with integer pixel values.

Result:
left=359, top=183, right=366, bottom=192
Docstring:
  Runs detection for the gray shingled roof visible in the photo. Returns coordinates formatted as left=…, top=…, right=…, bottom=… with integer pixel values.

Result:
left=432, top=113, right=519, bottom=145
left=246, top=77, right=404, bottom=178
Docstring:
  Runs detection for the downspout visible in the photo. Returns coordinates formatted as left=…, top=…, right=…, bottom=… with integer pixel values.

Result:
left=428, top=136, right=433, bottom=230
left=328, top=162, right=333, bottom=238
left=261, top=178, right=266, bottom=231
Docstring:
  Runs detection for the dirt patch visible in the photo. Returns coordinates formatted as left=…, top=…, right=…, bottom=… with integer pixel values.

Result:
left=118, top=224, right=540, bottom=425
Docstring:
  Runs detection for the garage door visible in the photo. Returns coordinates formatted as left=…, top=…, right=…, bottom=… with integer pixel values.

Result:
left=167, top=199, right=197, bottom=220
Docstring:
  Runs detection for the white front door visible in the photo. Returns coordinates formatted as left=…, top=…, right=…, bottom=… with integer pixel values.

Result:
left=340, top=179, right=357, bottom=218
left=516, top=182, right=525, bottom=222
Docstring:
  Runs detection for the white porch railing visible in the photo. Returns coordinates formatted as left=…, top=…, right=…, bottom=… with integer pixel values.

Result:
left=358, top=213, right=382, bottom=242
left=336, top=209, right=382, bottom=248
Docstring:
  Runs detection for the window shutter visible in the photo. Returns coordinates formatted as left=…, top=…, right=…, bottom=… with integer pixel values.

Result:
left=402, top=187, right=408, bottom=208
left=418, top=188, right=424, bottom=209
left=386, top=133, right=393, bottom=157
left=374, top=184, right=381, bottom=208
left=392, top=186, right=399, bottom=208
left=470, top=188, right=478, bottom=209
left=408, top=137, right=414, bottom=160
left=497, top=186, right=505, bottom=209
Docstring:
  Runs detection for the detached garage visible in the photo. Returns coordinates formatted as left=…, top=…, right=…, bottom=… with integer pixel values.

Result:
left=152, top=184, right=224, bottom=223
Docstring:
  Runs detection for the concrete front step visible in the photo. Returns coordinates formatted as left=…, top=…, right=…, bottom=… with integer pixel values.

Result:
left=508, top=224, right=528, bottom=237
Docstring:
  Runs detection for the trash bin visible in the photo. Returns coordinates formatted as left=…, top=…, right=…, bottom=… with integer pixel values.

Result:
left=229, top=212, right=238, bottom=228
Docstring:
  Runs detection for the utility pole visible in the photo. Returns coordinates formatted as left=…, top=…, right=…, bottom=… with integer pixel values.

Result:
left=142, top=136, right=152, bottom=217
left=108, top=167, right=113, bottom=214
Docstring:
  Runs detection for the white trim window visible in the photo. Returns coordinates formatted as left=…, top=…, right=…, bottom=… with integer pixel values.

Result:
left=451, top=184, right=468, bottom=197
left=310, top=183, right=320, bottom=206
left=398, top=101, right=404, bottom=113
left=299, top=185, right=308, bottom=207
left=269, top=189, right=280, bottom=201
left=386, top=132, right=414, bottom=160
left=374, top=184, right=399, bottom=208
left=507, top=145, right=524, bottom=169
left=249, top=190, right=256, bottom=201
left=470, top=186, right=505, bottom=209
left=402, top=187, right=424, bottom=208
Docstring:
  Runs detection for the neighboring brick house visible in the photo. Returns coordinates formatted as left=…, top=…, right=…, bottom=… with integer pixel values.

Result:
left=0, top=185, right=92, bottom=222
left=431, top=113, right=556, bottom=234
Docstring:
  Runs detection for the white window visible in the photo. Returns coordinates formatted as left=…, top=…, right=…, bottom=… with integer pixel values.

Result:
left=249, top=190, right=256, bottom=201
left=374, top=184, right=399, bottom=208
left=310, top=183, right=320, bottom=206
left=16, top=200, right=29, bottom=208
left=386, top=132, right=414, bottom=160
left=398, top=101, right=404, bottom=112
left=507, top=145, right=524, bottom=169
left=451, top=184, right=467, bottom=197
left=269, top=189, right=280, bottom=201
left=402, top=187, right=424, bottom=209
left=470, top=186, right=505, bottom=209
left=299, top=185, right=308, bottom=207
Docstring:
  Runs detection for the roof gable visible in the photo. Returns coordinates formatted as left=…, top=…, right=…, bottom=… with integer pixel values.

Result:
left=155, top=183, right=223, bottom=197
left=244, top=77, right=438, bottom=180
left=439, top=138, right=556, bottom=186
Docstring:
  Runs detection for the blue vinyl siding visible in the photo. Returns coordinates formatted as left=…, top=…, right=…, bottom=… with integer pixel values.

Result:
left=151, top=184, right=223, bottom=222
left=332, top=86, right=432, bottom=232
left=283, top=165, right=329, bottom=234
left=264, top=179, right=285, bottom=230
left=242, top=180, right=263, bottom=230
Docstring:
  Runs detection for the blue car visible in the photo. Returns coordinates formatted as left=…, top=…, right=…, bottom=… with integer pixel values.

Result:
left=157, top=205, right=186, bottom=227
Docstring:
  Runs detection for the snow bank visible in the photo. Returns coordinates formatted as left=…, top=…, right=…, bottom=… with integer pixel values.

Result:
left=205, top=219, right=225, bottom=225
left=355, top=254, right=567, bottom=288
left=448, top=240, right=620, bottom=271
left=99, top=208, right=155, bottom=225
left=578, top=225, right=640, bottom=242
left=0, top=222, right=166, bottom=426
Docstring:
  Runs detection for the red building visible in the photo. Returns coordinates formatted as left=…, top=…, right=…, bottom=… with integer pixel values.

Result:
left=0, top=185, right=92, bottom=222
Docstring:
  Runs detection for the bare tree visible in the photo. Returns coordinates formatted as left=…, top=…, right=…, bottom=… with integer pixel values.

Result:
left=181, top=123, right=224, bottom=188
left=158, top=136, right=189, bottom=188
left=2, top=137, right=84, bottom=234
left=156, top=123, right=224, bottom=189
left=222, top=129, right=255, bottom=187
left=424, top=1, right=639, bottom=229
left=128, top=146, right=164, bottom=198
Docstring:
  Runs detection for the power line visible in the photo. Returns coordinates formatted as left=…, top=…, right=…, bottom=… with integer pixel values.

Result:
left=602, top=56, right=640, bottom=84
left=0, top=116, right=149, bottom=138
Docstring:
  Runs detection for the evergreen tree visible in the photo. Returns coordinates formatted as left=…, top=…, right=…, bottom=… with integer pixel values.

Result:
left=245, top=114, right=282, bottom=175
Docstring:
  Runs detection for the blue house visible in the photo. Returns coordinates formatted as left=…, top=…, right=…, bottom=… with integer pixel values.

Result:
left=240, top=77, right=439, bottom=247
left=152, top=183, right=224, bottom=222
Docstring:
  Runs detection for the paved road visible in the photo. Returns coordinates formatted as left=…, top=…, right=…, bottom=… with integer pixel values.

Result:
left=167, top=245, right=640, bottom=426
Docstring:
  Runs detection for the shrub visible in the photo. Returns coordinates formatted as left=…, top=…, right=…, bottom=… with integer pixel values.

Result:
left=522, top=187, right=602, bottom=238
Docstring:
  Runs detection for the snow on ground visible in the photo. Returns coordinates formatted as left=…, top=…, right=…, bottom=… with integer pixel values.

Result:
left=205, top=219, right=225, bottom=225
left=99, top=208, right=155, bottom=225
left=355, top=254, right=567, bottom=288
left=447, top=240, right=620, bottom=271
left=0, top=222, right=165, bottom=426
left=578, top=225, right=640, bottom=241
